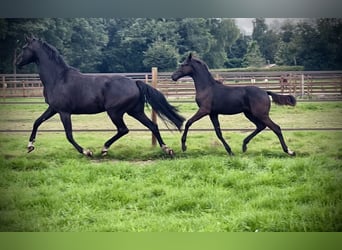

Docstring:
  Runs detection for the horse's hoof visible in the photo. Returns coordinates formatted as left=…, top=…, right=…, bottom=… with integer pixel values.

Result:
left=288, top=151, right=296, bottom=157
left=101, top=147, right=109, bottom=156
left=83, top=149, right=93, bottom=157
left=168, top=149, right=175, bottom=158
left=287, top=148, right=296, bottom=157
left=181, top=144, right=187, bottom=152
left=242, top=144, right=247, bottom=153
left=162, top=145, right=174, bottom=158
left=27, top=146, right=35, bottom=153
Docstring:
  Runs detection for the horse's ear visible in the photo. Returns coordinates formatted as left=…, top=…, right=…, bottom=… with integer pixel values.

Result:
left=25, top=35, right=36, bottom=43
left=25, top=35, right=31, bottom=43
left=186, top=53, right=193, bottom=63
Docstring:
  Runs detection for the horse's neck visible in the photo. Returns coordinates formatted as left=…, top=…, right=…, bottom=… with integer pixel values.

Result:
left=36, top=53, right=66, bottom=87
left=192, top=68, right=216, bottom=91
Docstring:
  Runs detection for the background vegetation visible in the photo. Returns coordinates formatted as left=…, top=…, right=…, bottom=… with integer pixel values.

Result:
left=1, top=18, right=342, bottom=74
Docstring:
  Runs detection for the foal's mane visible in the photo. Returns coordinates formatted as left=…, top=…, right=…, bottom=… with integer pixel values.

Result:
left=191, top=56, right=223, bottom=85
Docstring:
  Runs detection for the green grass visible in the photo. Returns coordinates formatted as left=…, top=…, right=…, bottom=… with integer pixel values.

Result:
left=0, top=100, right=342, bottom=231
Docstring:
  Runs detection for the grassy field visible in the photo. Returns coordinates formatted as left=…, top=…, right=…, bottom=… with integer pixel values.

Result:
left=0, top=99, right=341, bottom=231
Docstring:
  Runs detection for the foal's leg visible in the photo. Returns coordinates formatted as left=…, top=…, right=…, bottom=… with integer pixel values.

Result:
left=128, top=111, right=174, bottom=157
left=209, top=114, right=234, bottom=155
left=242, top=112, right=266, bottom=153
left=27, top=106, right=57, bottom=153
left=101, top=110, right=129, bottom=156
left=59, top=112, right=92, bottom=156
left=182, top=109, right=209, bottom=152
left=260, top=116, right=295, bottom=156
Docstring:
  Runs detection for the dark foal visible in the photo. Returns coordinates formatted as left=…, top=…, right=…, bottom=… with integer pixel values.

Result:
left=172, top=53, right=296, bottom=156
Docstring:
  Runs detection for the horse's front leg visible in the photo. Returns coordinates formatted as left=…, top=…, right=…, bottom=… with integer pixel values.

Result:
left=59, top=112, right=92, bottom=156
left=27, top=106, right=57, bottom=153
left=182, top=109, right=208, bottom=152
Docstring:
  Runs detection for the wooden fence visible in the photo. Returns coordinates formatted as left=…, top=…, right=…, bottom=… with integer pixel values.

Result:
left=156, top=71, right=342, bottom=99
left=1, top=71, right=342, bottom=99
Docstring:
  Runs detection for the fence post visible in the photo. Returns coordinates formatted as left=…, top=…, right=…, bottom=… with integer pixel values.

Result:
left=300, top=74, right=304, bottom=98
left=2, top=75, right=6, bottom=101
left=151, top=67, right=158, bottom=147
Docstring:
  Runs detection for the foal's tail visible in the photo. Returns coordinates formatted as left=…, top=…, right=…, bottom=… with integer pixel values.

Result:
left=267, top=91, right=297, bottom=106
left=136, top=80, right=185, bottom=131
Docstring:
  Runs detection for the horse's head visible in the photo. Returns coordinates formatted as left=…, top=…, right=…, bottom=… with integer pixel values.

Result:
left=16, top=35, right=40, bottom=68
left=171, top=53, right=195, bottom=81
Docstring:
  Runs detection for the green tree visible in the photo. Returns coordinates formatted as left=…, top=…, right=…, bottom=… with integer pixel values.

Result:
left=252, top=18, right=280, bottom=64
left=226, top=33, right=251, bottom=68
left=204, top=18, right=240, bottom=68
left=279, top=20, right=296, bottom=43
left=0, top=18, right=108, bottom=73
left=103, top=18, right=180, bottom=72
left=315, top=18, right=342, bottom=70
left=99, top=18, right=136, bottom=72
left=242, top=40, right=265, bottom=67
left=142, top=40, right=179, bottom=71
left=291, top=21, right=322, bottom=69
left=63, top=18, right=107, bottom=72
left=252, top=18, right=268, bottom=41
left=0, top=18, right=54, bottom=74
left=275, top=41, right=291, bottom=65
left=261, top=30, right=279, bottom=64
left=177, top=18, right=213, bottom=57
left=2, top=18, right=342, bottom=73
left=274, top=21, right=298, bottom=66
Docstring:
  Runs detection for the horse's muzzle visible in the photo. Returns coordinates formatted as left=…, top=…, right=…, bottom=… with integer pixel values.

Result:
left=171, top=72, right=181, bottom=81
left=15, top=53, right=24, bottom=69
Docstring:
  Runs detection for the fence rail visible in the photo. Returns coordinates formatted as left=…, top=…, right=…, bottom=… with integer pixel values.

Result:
left=1, top=71, right=341, bottom=137
left=1, top=71, right=342, bottom=99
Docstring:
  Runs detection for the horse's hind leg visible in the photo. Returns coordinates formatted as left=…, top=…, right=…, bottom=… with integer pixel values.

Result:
left=128, top=111, right=174, bottom=157
left=242, top=112, right=266, bottom=153
left=27, top=106, right=57, bottom=153
left=102, top=111, right=129, bottom=156
left=261, top=116, right=295, bottom=156
left=209, top=114, right=234, bottom=156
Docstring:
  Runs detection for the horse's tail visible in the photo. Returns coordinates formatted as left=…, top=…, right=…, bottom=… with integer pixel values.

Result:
left=267, top=91, right=297, bottom=106
left=136, top=80, right=185, bottom=131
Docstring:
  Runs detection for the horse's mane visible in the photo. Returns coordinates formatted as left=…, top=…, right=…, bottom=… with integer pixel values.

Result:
left=191, top=57, right=223, bottom=85
left=40, top=40, right=79, bottom=72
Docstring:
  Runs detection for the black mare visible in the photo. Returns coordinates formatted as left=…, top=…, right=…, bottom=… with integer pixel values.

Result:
left=16, top=37, right=185, bottom=157
left=171, top=53, right=296, bottom=156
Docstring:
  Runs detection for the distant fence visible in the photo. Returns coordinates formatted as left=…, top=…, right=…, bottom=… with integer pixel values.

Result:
left=1, top=71, right=342, bottom=144
left=157, top=71, right=342, bottom=99
left=1, top=71, right=342, bottom=99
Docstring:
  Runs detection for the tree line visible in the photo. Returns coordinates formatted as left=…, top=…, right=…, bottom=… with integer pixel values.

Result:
left=0, top=18, right=341, bottom=74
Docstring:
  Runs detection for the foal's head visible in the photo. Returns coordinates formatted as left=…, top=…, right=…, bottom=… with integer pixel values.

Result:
left=171, top=53, right=209, bottom=81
